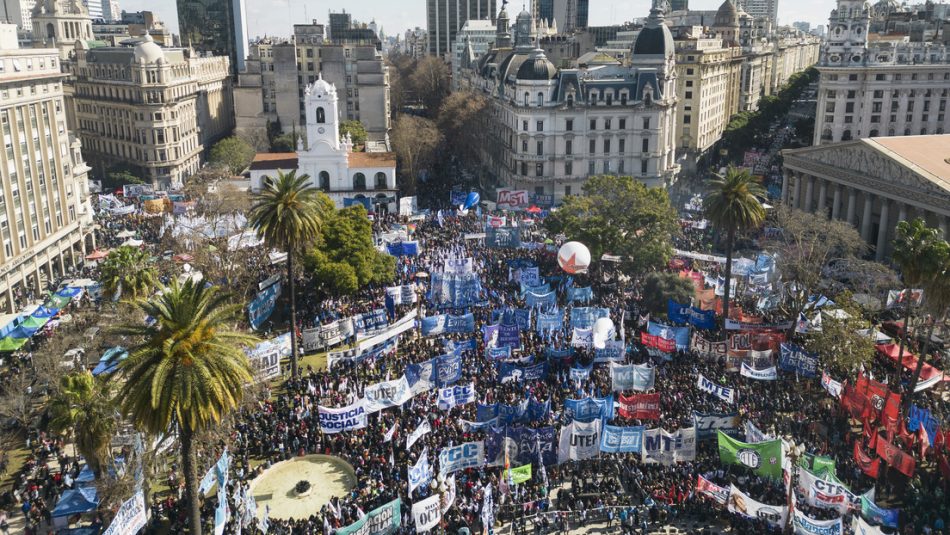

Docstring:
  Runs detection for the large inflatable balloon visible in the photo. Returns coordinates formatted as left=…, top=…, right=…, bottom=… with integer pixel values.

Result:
left=592, top=317, right=616, bottom=350
left=557, top=241, right=591, bottom=274
left=464, top=192, right=480, bottom=210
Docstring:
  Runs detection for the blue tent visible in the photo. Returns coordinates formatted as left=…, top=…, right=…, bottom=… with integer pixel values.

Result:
left=5, top=325, right=38, bottom=339
left=51, top=486, right=99, bottom=518
left=55, top=287, right=83, bottom=299
left=91, top=347, right=128, bottom=376
left=31, top=306, right=59, bottom=319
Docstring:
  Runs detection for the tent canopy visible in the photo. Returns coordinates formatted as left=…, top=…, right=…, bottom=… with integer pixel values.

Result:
left=91, top=347, right=128, bottom=376
left=0, top=337, right=28, bottom=351
left=51, top=486, right=99, bottom=518
left=21, top=315, right=50, bottom=330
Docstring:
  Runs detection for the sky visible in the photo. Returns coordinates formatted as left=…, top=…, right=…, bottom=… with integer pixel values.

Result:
left=124, top=0, right=834, bottom=42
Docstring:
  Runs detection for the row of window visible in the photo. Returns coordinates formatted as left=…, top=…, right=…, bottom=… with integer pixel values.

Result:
left=309, top=171, right=388, bottom=191
left=516, top=159, right=650, bottom=177
left=518, top=117, right=652, bottom=132
left=516, top=137, right=651, bottom=155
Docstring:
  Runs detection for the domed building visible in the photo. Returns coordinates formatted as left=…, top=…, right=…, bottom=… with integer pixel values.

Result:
left=71, top=32, right=234, bottom=188
left=459, top=1, right=679, bottom=200
left=31, top=0, right=94, bottom=59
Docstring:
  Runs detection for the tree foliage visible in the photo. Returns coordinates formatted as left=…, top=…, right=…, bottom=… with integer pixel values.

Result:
left=104, top=169, right=144, bottom=189
left=210, top=136, right=256, bottom=175
left=340, top=120, right=368, bottom=149
left=305, top=205, right=396, bottom=296
left=437, top=91, right=491, bottom=171
left=803, top=293, right=876, bottom=376
left=545, top=175, right=679, bottom=274
left=409, top=56, right=451, bottom=115
left=391, top=115, right=442, bottom=194
left=47, top=372, right=116, bottom=478
left=641, top=272, right=696, bottom=316
left=271, top=133, right=300, bottom=152
left=99, top=246, right=159, bottom=301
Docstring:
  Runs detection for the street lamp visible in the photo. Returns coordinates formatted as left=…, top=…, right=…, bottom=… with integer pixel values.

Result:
left=784, top=440, right=805, bottom=534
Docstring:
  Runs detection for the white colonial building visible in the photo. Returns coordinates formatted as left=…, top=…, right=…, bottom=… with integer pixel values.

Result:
left=459, top=2, right=679, bottom=199
left=813, top=0, right=950, bottom=144
left=249, top=76, right=398, bottom=213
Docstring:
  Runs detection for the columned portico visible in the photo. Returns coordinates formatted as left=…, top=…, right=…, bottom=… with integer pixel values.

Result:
left=846, top=189, right=857, bottom=225
left=817, top=179, right=828, bottom=215
left=876, top=199, right=890, bottom=261
left=831, top=184, right=842, bottom=220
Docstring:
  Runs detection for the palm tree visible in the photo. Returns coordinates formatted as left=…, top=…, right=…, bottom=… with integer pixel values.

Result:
left=704, top=167, right=767, bottom=325
left=248, top=169, right=326, bottom=378
left=903, top=236, right=950, bottom=407
left=115, top=279, right=258, bottom=535
left=99, top=246, right=158, bottom=301
left=47, top=371, right=116, bottom=479
left=891, top=218, right=945, bottom=389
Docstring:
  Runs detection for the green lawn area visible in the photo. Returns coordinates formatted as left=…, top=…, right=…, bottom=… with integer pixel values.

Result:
left=0, top=443, right=31, bottom=492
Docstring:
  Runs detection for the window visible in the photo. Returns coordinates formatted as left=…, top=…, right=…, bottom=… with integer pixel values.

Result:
left=641, top=160, right=648, bottom=174
left=845, top=102, right=854, bottom=113
left=523, top=120, right=528, bottom=131
left=588, top=161, right=595, bottom=174
left=685, top=91, right=693, bottom=99
left=566, top=119, right=573, bottom=131
left=619, top=118, right=626, bottom=129
left=319, top=171, right=330, bottom=190
left=565, top=162, right=573, bottom=175
left=589, top=119, right=596, bottom=130
left=524, top=92, right=530, bottom=106
left=536, top=141, right=543, bottom=156
left=537, top=92, right=544, bottom=106
left=686, top=68, right=694, bottom=75
left=316, top=107, right=325, bottom=123
left=521, top=162, right=528, bottom=175
left=603, top=161, right=610, bottom=173
left=875, top=74, right=885, bottom=81
left=522, top=139, right=528, bottom=153
left=536, top=163, right=543, bottom=176
left=873, top=90, right=883, bottom=98
left=847, top=90, right=856, bottom=99
left=375, top=172, right=387, bottom=188
left=536, top=121, right=543, bottom=132
left=849, top=74, right=858, bottom=81
left=683, top=115, right=691, bottom=124
left=566, top=140, right=573, bottom=155
left=642, top=118, right=650, bottom=129
left=642, top=138, right=649, bottom=152
left=565, top=186, right=572, bottom=196
left=619, top=139, right=625, bottom=153
left=604, top=139, right=610, bottom=153
left=353, top=172, right=366, bottom=190
left=589, top=139, right=596, bottom=154
left=605, top=119, right=612, bottom=130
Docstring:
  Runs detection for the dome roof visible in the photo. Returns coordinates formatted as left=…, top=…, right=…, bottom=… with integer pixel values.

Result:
left=498, top=51, right=529, bottom=80
left=308, top=73, right=335, bottom=95
left=714, top=0, right=739, bottom=26
left=516, top=52, right=557, bottom=81
left=516, top=10, right=532, bottom=23
left=133, top=33, right=165, bottom=63
left=632, top=24, right=674, bottom=57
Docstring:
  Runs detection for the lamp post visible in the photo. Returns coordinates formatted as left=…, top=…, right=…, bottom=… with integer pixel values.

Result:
left=784, top=440, right=805, bottom=534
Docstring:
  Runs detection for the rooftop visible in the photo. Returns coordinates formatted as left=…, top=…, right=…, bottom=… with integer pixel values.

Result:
left=864, top=136, right=950, bottom=192
left=249, top=152, right=298, bottom=171
left=348, top=151, right=396, bottom=168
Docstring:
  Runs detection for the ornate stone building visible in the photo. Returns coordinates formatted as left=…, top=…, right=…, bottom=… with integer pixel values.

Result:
left=71, top=34, right=233, bottom=188
left=781, top=135, right=950, bottom=261
left=459, top=3, right=680, bottom=198
left=30, top=0, right=93, bottom=60
left=813, top=0, right=950, bottom=144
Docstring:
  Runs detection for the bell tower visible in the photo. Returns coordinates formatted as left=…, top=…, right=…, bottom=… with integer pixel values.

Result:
left=822, top=0, right=870, bottom=65
left=304, top=73, right=341, bottom=152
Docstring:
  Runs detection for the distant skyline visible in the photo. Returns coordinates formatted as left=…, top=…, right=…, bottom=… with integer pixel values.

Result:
left=123, top=0, right=834, bottom=42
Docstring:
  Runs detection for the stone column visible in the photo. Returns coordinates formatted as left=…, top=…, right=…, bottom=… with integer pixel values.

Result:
left=861, top=194, right=874, bottom=242
left=781, top=172, right=790, bottom=204
left=793, top=172, right=803, bottom=208
left=817, top=179, right=828, bottom=216
left=898, top=202, right=908, bottom=224
left=33, top=266, right=43, bottom=295
left=876, top=199, right=890, bottom=261
left=803, top=175, right=814, bottom=212
left=831, top=184, right=842, bottom=220
left=5, top=276, right=13, bottom=314
left=57, top=251, right=65, bottom=277
left=846, top=188, right=857, bottom=225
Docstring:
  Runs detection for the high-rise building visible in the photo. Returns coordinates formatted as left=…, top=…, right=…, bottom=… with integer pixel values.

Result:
left=101, top=0, right=118, bottom=21
left=71, top=35, right=234, bottom=188
left=0, top=25, right=95, bottom=312
left=670, top=0, right=688, bottom=11
left=426, top=0, right=496, bottom=58
left=452, top=19, right=495, bottom=90
left=738, top=0, right=778, bottom=26
left=813, top=0, right=950, bottom=145
left=536, top=0, right=589, bottom=32
left=81, top=0, right=101, bottom=20
left=176, top=0, right=248, bottom=74
left=1, top=0, right=36, bottom=31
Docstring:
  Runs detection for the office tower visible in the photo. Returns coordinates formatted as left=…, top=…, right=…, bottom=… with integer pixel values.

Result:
left=1, top=0, right=35, bottom=31
left=670, top=0, right=688, bottom=11
left=81, top=0, right=101, bottom=20
left=739, top=0, right=778, bottom=26
left=426, top=0, right=496, bottom=57
left=537, top=0, right=589, bottom=31
left=177, top=0, right=248, bottom=74
left=0, top=24, right=94, bottom=312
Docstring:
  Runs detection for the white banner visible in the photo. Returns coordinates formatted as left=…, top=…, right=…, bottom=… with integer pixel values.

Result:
left=855, top=517, right=887, bottom=535
left=441, top=475, right=456, bottom=513
left=359, top=310, right=417, bottom=351
left=641, top=427, right=696, bottom=464
left=408, top=448, right=432, bottom=495
left=318, top=401, right=367, bottom=434
left=797, top=468, right=864, bottom=514
left=386, top=284, right=418, bottom=306
left=744, top=421, right=772, bottom=444
left=407, top=420, right=431, bottom=450
left=697, top=374, right=735, bottom=403
left=727, top=484, right=788, bottom=528
left=793, top=509, right=842, bottom=535
left=740, top=363, right=778, bottom=381
left=557, top=419, right=602, bottom=463
left=412, top=495, right=442, bottom=532
left=437, top=382, right=475, bottom=411
left=821, top=372, right=844, bottom=398
left=363, top=376, right=414, bottom=413
left=438, top=441, right=485, bottom=477
left=102, top=491, right=147, bottom=535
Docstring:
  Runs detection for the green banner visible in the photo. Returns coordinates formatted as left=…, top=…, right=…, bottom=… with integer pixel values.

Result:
left=510, top=464, right=532, bottom=485
left=798, top=452, right=835, bottom=477
left=717, top=431, right=783, bottom=479
left=336, top=498, right=401, bottom=535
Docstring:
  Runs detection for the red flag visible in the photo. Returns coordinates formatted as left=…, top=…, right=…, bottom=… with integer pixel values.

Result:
left=938, top=452, right=950, bottom=482
left=876, top=437, right=916, bottom=478
left=920, top=426, right=931, bottom=458
left=854, top=441, right=880, bottom=478
left=883, top=414, right=898, bottom=441
left=841, top=386, right=869, bottom=419
left=617, top=393, right=660, bottom=420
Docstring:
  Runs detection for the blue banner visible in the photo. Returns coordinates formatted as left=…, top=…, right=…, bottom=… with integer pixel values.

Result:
left=486, top=226, right=521, bottom=248
left=778, top=343, right=819, bottom=378
left=668, top=299, right=691, bottom=324
left=485, top=426, right=558, bottom=466
left=600, top=425, right=645, bottom=453
left=570, top=365, right=592, bottom=383
left=248, top=281, right=281, bottom=330
left=450, top=190, right=468, bottom=206
left=520, top=282, right=551, bottom=296
left=344, top=197, right=372, bottom=210
left=647, top=321, right=690, bottom=350
left=525, top=291, right=557, bottom=309
left=692, top=411, right=741, bottom=439
left=444, top=338, right=477, bottom=353
left=564, top=396, right=613, bottom=423
left=689, top=307, right=716, bottom=330
left=537, top=311, right=564, bottom=333
left=405, top=351, right=463, bottom=389
left=567, top=286, right=594, bottom=303
left=429, top=272, right=483, bottom=308
left=421, top=313, right=475, bottom=336
left=520, top=267, right=541, bottom=287
left=570, top=307, right=609, bottom=329
left=908, top=405, right=938, bottom=446
left=498, top=362, right=547, bottom=383
left=486, top=346, right=511, bottom=360
left=545, top=346, right=574, bottom=359
left=492, top=309, right=531, bottom=330
left=354, top=309, right=388, bottom=335
left=594, top=340, right=627, bottom=363
left=497, top=323, right=521, bottom=349
left=860, top=496, right=899, bottom=529
left=477, top=399, right=550, bottom=425
left=386, top=241, right=419, bottom=256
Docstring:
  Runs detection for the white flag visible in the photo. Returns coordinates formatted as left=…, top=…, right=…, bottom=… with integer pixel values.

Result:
left=407, top=420, right=431, bottom=450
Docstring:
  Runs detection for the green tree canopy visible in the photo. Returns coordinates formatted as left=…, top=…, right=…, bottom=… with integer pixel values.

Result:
left=210, top=136, right=256, bottom=175
left=305, top=204, right=396, bottom=296
left=339, top=120, right=368, bottom=148
left=47, top=371, right=116, bottom=478
left=803, top=293, right=876, bottom=376
left=544, top=175, right=679, bottom=274
left=640, top=272, right=696, bottom=316
left=99, top=246, right=159, bottom=301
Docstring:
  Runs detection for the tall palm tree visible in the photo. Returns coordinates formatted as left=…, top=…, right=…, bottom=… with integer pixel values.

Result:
left=99, top=245, right=158, bottom=301
left=248, top=169, right=326, bottom=378
left=115, top=279, right=258, bottom=535
left=891, top=218, right=945, bottom=389
left=903, top=236, right=950, bottom=406
left=704, top=167, right=767, bottom=325
left=47, top=371, right=116, bottom=479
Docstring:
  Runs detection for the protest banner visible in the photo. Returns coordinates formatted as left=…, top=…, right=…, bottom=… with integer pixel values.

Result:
left=318, top=401, right=367, bottom=434
left=617, top=393, right=660, bottom=420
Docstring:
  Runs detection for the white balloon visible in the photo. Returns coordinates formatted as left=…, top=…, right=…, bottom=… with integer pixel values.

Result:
left=557, top=241, right=591, bottom=274
left=592, top=317, right=616, bottom=350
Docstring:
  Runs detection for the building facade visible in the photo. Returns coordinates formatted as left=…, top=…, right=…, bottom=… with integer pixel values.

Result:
left=739, top=0, right=778, bottom=26
left=537, top=0, right=590, bottom=32
left=452, top=19, right=495, bottom=90
left=71, top=35, right=233, bottom=188
left=782, top=135, right=950, bottom=261
left=460, top=4, right=679, bottom=198
left=2, top=0, right=36, bottom=32
left=31, top=0, right=93, bottom=60
left=176, top=0, right=248, bottom=74
left=813, top=0, right=950, bottom=145
left=0, top=32, right=94, bottom=312
left=249, top=76, right=397, bottom=212
left=427, top=0, right=497, bottom=58
left=404, top=27, right=428, bottom=58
